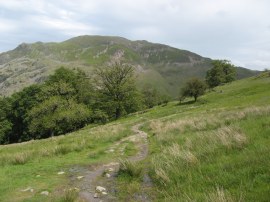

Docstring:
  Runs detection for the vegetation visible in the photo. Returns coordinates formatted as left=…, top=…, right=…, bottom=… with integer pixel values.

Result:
left=206, top=60, right=236, bottom=88
left=0, top=65, right=170, bottom=144
left=114, top=74, right=270, bottom=201
left=94, top=62, right=141, bottom=119
left=180, top=77, right=207, bottom=101
left=0, top=43, right=268, bottom=202
left=0, top=73, right=269, bottom=201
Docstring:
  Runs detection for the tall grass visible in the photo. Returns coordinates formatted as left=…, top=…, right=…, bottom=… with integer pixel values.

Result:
left=148, top=106, right=270, bottom=201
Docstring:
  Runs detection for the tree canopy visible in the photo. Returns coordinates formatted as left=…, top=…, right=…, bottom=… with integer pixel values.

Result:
left=206, top=60, right=236, bottom=88
left=181, top=78, right=207, bottom=102
left=94, top=63, right=141, bottom=119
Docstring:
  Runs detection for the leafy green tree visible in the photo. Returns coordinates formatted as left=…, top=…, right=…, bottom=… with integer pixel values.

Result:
left=141, top=85, right=160, bottom=108
left=206, top=60, right=236, bottom=88
left=94, top=63, right=141, bottom=119
left=0, top=97, right=12, bottom=144
left=181, top=78, right=207, bottom=102
left=46, top=67, right=94, bottom=106
left=28, top=96, right=91, bottom=138
left=9, top=84, right=42, bottom=142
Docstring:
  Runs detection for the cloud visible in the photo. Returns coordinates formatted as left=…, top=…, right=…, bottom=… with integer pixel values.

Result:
left=0, top=0, right=269, bottom=70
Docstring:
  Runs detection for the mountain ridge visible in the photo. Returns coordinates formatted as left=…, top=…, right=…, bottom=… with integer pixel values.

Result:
left=0, top=35, right=258, bottom=97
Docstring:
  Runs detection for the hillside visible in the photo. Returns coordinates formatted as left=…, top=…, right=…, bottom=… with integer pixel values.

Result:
left=0, top=35, right=258, bottom=97
left=0, top=73, right=269, bottom=201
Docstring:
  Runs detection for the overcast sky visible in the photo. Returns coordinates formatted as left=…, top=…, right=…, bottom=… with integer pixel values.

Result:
left=0, top=0, right=269, bottom=70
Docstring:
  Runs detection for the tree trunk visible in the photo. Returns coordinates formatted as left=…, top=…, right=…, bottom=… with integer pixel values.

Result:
left=115, top=107, right=121, bottom=119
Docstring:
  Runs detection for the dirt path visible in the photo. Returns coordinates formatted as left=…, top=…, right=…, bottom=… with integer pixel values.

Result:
left=69, top=124, right=149, bottom=201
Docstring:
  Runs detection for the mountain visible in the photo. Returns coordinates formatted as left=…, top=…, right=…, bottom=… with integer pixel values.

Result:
left=0, top=35, right=258, bottom=97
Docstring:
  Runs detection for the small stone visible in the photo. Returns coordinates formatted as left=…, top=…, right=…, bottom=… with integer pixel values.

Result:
left=57, top=171, right=65, bottom=175
left=94, top=193, right=99, bottom=198
left=76, top=176, right=84, bottom=179
left=101, top=191, right=108, bottom=195
left=105, top=173, right=111, bottom=178
left=30, top=189, right=34, bottom=193
left=96, top=186, right=106, bottom=192
left=40, top=191, right=49, bottom=196
left=108, top=149, right=114, bottom=152
left=107, top=168, right=114, bottom=172
left=36, top=175, right=41, bottom=177
left=74, top=187, right=80, bottom=191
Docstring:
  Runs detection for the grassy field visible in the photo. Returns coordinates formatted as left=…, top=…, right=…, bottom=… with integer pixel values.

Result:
left=0, top=73, right=269, bottom=201
left=0, top=123, right=135, bottom=201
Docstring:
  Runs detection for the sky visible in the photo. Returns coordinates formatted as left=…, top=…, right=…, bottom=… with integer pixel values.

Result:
left=0, top=0, right=270, bottom=70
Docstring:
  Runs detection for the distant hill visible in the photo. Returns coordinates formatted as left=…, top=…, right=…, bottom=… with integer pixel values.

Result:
left=0, top=35, right=259, bottom=97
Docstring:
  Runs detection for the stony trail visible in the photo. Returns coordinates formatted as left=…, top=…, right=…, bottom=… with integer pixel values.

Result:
left=69, top=123, right=149, bottom=201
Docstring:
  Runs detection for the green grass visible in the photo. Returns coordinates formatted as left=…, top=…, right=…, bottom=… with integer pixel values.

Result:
left=1, top=74, right=269, bottom=201
left=114, top=74, right=270, bottom=201
left=0, top=124, right=132, bottom=201
left=138, top=75, right=270, bottom=201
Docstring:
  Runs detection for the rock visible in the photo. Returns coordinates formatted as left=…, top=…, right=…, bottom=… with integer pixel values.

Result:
left=94, top=193, right=99, bottom=198
left=40, top=191, right=49, bottom=196
left=36, top=175, right=41, bottom=177
left=102, top=191, right=108, bottom=195
left=21, top=187, right=34, bottom=192
left=57, top=171, right=65, bottom=175
left=76, top=176, right=84, bottom=179
left=105, top=173, right=111, bottom=178
left=107, top=168, right=114, bottom=172
left=96, top=186, right=106, bottom=192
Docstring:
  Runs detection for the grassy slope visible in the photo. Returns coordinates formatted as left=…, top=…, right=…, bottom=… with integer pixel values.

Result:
left=116, top=74, right=270, bottom=201
left=0, top=74, right=269, bottom=201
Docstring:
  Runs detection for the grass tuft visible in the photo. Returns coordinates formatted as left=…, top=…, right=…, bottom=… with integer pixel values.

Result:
left=118, top=159, right=143, bottom=179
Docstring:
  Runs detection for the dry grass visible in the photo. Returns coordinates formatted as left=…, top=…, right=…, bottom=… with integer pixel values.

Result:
left=206, top=187, right=235, bottom=202
left=215, top=127, right=247, bottom=149
left=165, top=143, right=199, bottom=165
left=149, top=106, right=270, bottom=142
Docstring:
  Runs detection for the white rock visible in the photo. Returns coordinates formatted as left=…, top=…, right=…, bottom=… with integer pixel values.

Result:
left=40, top=191, right=49, bottom=196
left=57, top=171, right=65, bottom=175
left=94, top=193, right=99, bottom=198
left=76, top=176, right=84, bottom=179
left=105, top=173, right=111, bottom=178
left=21, top=187, right=32, bottom=192
left=102, top=191, right=108, bottom=195
left=96, top=186, right=106, bottom=192
left=36, top=175, right=41, bottom=177
left=107, top=168, right=114, bottom=172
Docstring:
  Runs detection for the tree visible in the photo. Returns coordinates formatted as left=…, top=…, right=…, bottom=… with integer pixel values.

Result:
left=181, top=78, right=207, bottom=102
left=141, top=84, right=160, bottom=108
left=28, top=96, right=91, bottom=138
left=0, top=97, right=12, bottom=144
left=46, top=67, right=94, bottom=106
left=206, top=60, right=236, bottom=88
left=9, top=84, right=42, bottom=142
left=94, top=63, right=141, bottom=119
